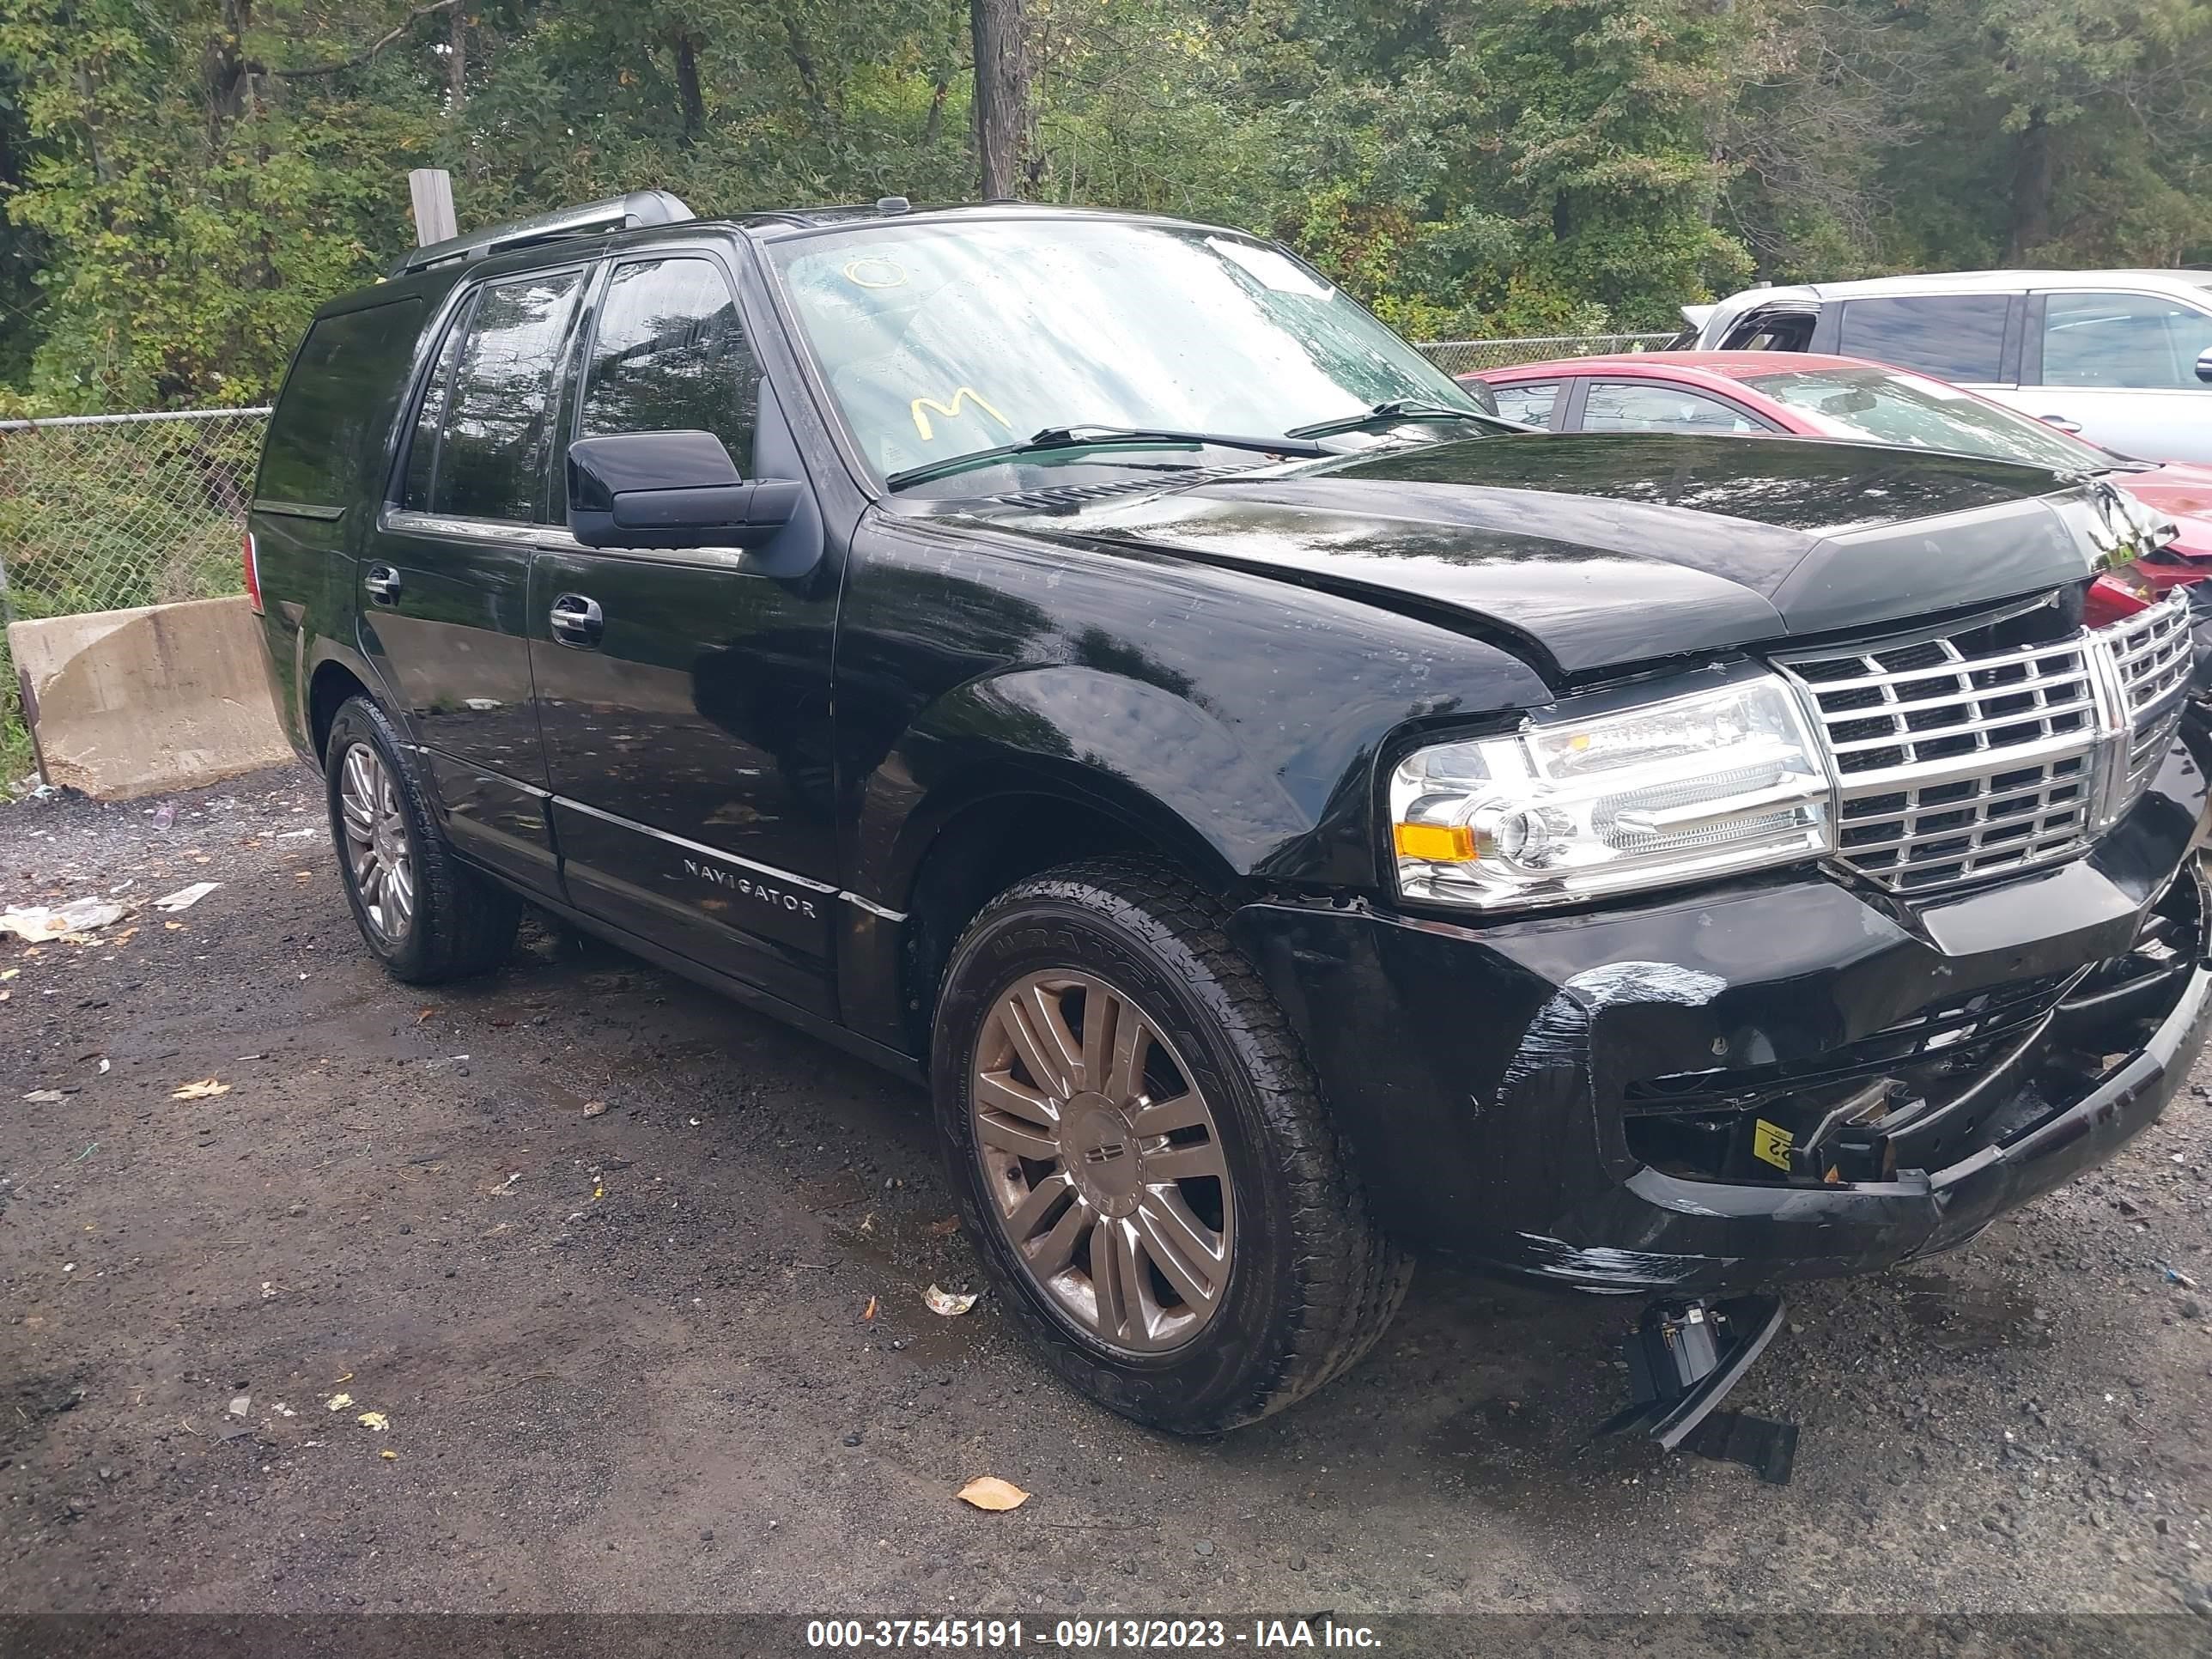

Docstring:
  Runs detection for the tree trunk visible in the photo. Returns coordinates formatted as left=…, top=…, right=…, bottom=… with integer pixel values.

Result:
left=787, top=23, right=828, bottom=121
left=923, top=72, right=951, bottom=147
left=970, top=0, right=1030, bottom=199
left=205, top=0, right=255, bottom=140
left=2008, top=111, right=2053, bottom=260
left=448, top=9, right=467, bottom=112
left=674, top=33, right=706, bottom=146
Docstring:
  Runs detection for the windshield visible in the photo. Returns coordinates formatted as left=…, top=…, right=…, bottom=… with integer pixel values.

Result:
left=767, top=217, right=1487, bottom=488
left=1740, top=364, right=2113, bottom=471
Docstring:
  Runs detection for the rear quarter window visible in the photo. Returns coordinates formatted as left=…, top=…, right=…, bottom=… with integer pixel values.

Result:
left=1837, top=295, right=2009, bottom=383
left=258, top=298, right=426, bottom=507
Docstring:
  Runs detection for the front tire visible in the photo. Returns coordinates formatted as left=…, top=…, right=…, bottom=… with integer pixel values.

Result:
left=325, top=696, right=520, bottom=984
left=932, top=858, right=1410, bottom=1434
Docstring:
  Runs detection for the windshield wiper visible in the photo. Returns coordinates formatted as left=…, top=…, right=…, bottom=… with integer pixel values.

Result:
left=1284, top=399, right=1505, bottom=440
left=885, top=423, right=1326, bottom=491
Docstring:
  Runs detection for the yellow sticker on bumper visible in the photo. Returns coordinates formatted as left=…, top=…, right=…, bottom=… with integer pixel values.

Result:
left=1753, top=1118, right=1794, bottom=1170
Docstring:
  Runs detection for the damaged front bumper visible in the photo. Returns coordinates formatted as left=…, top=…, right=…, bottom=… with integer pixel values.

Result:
left=1232, top=740, right=2212, bottom=1297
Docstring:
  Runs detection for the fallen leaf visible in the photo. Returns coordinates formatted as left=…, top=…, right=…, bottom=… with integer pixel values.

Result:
left=415, top=1008, right=435, bottom=1024
left=324, top=1393, right=354, bottom=1412
left=581, top=1100, right=607, bottom=1118
left=1, top=991, right=10, bottom=1002
left=356, top=1411, right=389, bottom=1432
left=0, top=967, right=19, bottom=980
left=957, top=1476, right=1030, bottom=1512
left=171, top=1079, right=230, bottom=1100
left=380, top=1449, right=397, bottom=1460
left=925, top=1285, right=978, bottom=1316
left=163, top=921, right=184, bottom=931
left=927, top=1215, right=963, bottom=1238
left=862, top=1295, right=878, bottom=1321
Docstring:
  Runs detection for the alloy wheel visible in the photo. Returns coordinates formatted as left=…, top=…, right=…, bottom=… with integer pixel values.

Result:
left=971, top=970, right=1233, bottom=1353
left=338, top=742, right=416, bottom=942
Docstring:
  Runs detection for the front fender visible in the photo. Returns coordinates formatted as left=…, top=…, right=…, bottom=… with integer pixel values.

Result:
left=857, top=665, right=1312, bottom=902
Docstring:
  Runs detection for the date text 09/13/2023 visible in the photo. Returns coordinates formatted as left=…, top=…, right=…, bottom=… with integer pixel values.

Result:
left=804, top=1618, right=1383, bottom=1649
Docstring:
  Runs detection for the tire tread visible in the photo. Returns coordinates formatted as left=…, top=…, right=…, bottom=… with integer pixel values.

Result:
left=948, top=856, right=1410, bottom=1431
left=327, top=696, right=520, bottom=985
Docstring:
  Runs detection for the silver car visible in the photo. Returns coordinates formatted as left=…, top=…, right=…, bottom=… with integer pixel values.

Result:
left=1685, top=270, right=2212, bottom=464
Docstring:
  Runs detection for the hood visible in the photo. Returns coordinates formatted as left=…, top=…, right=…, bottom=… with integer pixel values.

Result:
left=2117, top=462, right=2212, bottom=556
left=1001, top=434, right=2103, bottom=679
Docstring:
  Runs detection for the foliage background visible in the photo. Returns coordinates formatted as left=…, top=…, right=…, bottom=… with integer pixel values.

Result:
left=0, top=0, right=2209, bottom=418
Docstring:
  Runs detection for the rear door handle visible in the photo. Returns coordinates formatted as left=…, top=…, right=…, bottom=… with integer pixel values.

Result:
left=549, top=592, right=604, bottom=648
left=363, top=565, right=401, bottom=605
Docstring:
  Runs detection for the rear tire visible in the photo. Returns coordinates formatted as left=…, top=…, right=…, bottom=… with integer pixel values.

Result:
left=932, top=857, right=1411, bottom=1434
left=325, top=696, right=520, bottom=984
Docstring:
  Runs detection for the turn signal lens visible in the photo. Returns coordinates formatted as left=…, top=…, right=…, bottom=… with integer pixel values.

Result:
left=1393, top=821, right=1475, bottom=862
left=242, top=532, right=264, bottom=617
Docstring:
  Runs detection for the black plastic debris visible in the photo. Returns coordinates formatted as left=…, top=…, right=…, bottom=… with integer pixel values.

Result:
left=1598, top=1294, right=1798, bottom=1485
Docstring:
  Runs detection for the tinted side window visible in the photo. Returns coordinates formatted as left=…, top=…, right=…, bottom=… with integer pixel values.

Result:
left=260, top=298, right=425, bottom=507
left=1837, top=295, right=2008, bottom=382
left=401, top=298, right=469, bottom=511
left=1582, top=380, right=1770, bottom=434
left=2042, top=292, right=2212, bottom=390
left=438, top=270, right=586, bottom=522
left=578, top=258, right=757, bottom=465
left=1492, top=381, right=1560, bottom=428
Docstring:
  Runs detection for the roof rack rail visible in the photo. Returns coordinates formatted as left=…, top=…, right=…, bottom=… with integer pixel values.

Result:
left=389, top=190, right=695, bottom=277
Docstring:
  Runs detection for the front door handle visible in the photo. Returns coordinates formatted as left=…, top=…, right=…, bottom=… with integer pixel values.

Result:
left=363, top=565, right=402, bottom=605
left=2039, top=414, right=2084, bottom=434
left=549, top=592, right=604, bottom=648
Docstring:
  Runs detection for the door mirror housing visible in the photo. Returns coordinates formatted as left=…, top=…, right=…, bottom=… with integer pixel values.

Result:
left=566, top=430, right=801, bottom=550
left=2196, top=349, right=2212, bottom=386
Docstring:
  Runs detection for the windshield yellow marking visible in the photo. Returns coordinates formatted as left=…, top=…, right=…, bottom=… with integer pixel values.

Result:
left=911, top=387, right=1012, bottom=443
left=843, top=256, right=909, bottom=289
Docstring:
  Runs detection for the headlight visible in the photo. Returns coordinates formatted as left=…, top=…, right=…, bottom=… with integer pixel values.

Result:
left=1389, top=672, right=1834, bottom=910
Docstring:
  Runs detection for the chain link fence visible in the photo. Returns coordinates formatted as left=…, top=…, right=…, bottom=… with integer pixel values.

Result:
left=1413, top=331, right=1675, bottom=377
left=0, top=408, right=267, bottom=624
left=0, top=409, right=268, bottom=775
left=0, top=331, right=1672, bottom=775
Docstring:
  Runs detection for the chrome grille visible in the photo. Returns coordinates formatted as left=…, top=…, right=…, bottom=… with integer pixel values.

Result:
left=1777, top=595, right=2191, bottom=896
left=2106, top=595, right=2193, bottom=802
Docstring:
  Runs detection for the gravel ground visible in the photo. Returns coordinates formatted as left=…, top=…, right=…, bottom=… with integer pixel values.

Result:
left=3, top=764, right=2211, bottom=1618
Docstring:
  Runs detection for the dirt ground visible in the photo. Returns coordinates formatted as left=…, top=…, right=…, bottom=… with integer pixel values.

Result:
left=3, top=765, right=2210, bottom=1619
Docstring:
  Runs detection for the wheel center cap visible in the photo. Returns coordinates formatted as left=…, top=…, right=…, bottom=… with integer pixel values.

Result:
left=1062, top=1092, right=1139, bottom=1213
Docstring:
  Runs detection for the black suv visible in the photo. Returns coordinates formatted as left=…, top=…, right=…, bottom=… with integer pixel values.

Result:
left=250, top=193, right=2211, bottom=1437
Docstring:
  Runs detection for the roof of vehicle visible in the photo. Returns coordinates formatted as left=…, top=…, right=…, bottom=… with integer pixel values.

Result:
left=1470, top=350, right=1869, bottom=384
left=335, top=197, right=1249, bottom=321
left=1711, top=269, right=2212, bottom=308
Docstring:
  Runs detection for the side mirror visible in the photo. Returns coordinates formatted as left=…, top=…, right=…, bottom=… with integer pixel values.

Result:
left=565, top=430, right=801, bottom=550
left=1455, top=374, right=1499, bottom=416
left=2196, top=349, right=2212, bottom=385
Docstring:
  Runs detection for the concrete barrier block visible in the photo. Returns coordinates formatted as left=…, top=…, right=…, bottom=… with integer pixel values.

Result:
left=9, top=595, right=295, bottom=800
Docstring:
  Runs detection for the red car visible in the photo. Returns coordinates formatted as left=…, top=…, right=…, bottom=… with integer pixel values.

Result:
left=1466, top=351, right=2212, bottom=622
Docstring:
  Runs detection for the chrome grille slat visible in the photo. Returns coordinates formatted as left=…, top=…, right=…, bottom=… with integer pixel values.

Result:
left=1778, top=595, right=2191, bottom=896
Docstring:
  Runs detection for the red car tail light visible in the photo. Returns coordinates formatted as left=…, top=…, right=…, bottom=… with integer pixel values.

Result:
left=243, top=531, right=264, bottom=616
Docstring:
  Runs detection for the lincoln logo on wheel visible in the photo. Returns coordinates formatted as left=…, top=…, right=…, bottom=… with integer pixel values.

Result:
left=1085, top=1142, right=1128, bottom=1165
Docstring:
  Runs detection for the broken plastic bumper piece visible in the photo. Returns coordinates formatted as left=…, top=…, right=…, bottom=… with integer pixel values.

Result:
left=1600, top=1295, right=1797, bottom=1484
